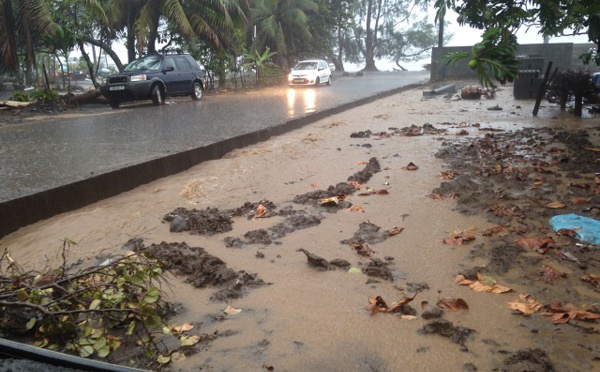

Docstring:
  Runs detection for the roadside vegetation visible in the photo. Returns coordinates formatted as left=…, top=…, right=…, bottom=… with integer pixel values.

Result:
left=0, top=238, right=207, bottom=366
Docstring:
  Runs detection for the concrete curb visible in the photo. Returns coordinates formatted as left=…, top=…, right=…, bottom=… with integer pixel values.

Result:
left=0, top=82, right=427, bottom=238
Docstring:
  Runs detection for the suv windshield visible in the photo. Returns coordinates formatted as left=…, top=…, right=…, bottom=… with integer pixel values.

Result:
left=294, top=62, right=318, bottom=71
left=124, top=56, right=162, bottom=72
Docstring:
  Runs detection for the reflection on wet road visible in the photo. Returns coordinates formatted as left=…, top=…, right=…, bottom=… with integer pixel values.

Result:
left=0, top=71, right=428, bottom=202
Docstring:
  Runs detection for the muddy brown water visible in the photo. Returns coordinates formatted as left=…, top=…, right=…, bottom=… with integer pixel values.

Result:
left=2, top=84, right=600, bottom=371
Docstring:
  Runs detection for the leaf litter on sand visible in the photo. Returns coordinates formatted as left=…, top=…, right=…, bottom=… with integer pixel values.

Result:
left=514, top=236, right=557, bottom=254
left=436, top=298, right=469, bottom=312
left=443, top=226, right=476, bottom=246
left=455, top=273, right=512, bottom=293
left=366, top=290, right=421, bottom=317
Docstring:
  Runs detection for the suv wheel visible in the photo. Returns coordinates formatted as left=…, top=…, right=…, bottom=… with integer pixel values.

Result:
left=191, top=81, right=203, bottom=100
left=151, top=85, right=164, bottom=106
left=109, top=99, right=120, bottom=109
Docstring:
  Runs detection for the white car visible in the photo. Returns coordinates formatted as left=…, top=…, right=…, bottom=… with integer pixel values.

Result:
left=288, top=60, right=333, bottom=86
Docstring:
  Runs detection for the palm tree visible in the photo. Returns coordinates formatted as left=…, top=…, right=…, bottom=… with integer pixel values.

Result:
left=133, top=0, right=248, bottom=55
left=251, top=0, right=317, bottom=66
left=0, top=0, right=54, bottom=76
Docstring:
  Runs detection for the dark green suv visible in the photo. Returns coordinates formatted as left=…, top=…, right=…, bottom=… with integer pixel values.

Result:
left=100, top=52, right=205, bottom=109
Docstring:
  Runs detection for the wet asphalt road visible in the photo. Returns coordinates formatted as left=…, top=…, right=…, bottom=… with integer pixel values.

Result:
left=0, top=71, right=428, bottom=203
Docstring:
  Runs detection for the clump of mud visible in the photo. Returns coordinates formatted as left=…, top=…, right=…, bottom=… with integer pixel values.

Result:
left=499, top=348, right=554, bottom=372
left=348, top=156, right=381, bottom=184
left=417, top=319, right=474, bottom=347
left=292, top=157, right=381, bottom=210
left=361, top=258, right=394, bottom=281
left=296, top=248, right=352, bottom=271
left=224, top=212, right=323, bottom=247
left=163, top=207, right=235, bottom=235
left=341, top=221, right=394, bottom=245
left=128, top=238, right=268, bottom=301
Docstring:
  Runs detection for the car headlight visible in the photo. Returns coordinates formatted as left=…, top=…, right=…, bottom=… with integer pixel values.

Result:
left=130, top=74, right=147, bottom=82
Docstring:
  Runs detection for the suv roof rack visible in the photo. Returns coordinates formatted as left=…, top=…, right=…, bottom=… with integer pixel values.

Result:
left=159, top=48, right=184, bottom=55
left=141, top=49, right=184, bottom=57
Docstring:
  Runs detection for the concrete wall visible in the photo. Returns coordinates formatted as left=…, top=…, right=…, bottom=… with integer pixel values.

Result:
left=430, top=43, right=599, bottom=82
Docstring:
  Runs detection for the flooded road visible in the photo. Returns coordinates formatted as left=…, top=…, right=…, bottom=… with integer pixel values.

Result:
left=0, top=72, right=428, bottom=204
left=6, top=84, right=595, bottom=371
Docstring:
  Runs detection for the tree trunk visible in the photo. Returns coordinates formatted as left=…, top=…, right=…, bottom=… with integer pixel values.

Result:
left=78, top=40, right=99, bottom=88
left=80, top=36, right=125, bottom=72
left=335, top=28, right=345, bottom=72
left=364, top=0, right=376, bottom=71
left=438, top=13, right=444, bottom=47
left=574, top=92, right=583, bottom=117
left=63, top=89, right=102, bottom=105
left=127, top=15, right=136, bottom=63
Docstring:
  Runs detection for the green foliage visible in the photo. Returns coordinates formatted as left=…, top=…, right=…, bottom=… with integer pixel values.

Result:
left=11, top=89, right=59, bottom=102
left=244, top=47, right=280, bottom=86
left=0, top=241, right=173, bottom=361
left=29, top=88, right=60, bottom=102
left=437, top=0, right=600, bottom=66
left=259, top=62, right=286, bottom=86
left=11, top=91, right=30, bottom=102
left=440, top=28, right=517, bottom=88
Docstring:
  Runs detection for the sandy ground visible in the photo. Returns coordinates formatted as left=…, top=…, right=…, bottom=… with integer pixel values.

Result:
left=2, top=82, right=600, bottom=371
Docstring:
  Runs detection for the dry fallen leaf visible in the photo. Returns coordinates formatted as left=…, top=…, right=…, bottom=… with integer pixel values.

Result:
left=468, top=273, right=512, bottom=293
left=439, top=171, right=460, bottom=180
left=571, top=197, right=591, bottom=204
left=469, top=281, right=512, bottom=293
left=546, top=201, right=567, bottom=209
left=367, top=296, right=389, bottom=314
left=320, top=196, right=339, bottom=205
left=388, top=226, right=405, bottom=235
left=402, top=162, right=419, bottom=171
left=454, top=274, right=473, bottom=285
left=541, top=301, right=600, bottom=324
left=179, top=335, right=201, bottom=347
left=581, top=274, right=600, bottom=288
left=536, top=265, right=566, bottom=284
left=172, top=322, right=194, bottom=333
left=481, top=225, right=509, bottom=236
left=347, top=205, right=365, bottom=212
left=490, top=205, right=524, bottom=217
left=556, top=227, right=581, bottom=238
left=349, top=242, right=375, bottom=257
left=437, top=298, right=469, bottom=312
left=255, top=204, right=267, bottom=218
left=224, top=306, right=242, bottom=315
left=443, top=227, right=476, bottom=246
left=514, top=236, right=557, bottom=254
left=507, top=294, right=542, bottom=315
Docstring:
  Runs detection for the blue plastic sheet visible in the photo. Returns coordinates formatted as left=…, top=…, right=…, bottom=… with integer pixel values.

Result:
left=549, top=213, right=600, bottom=245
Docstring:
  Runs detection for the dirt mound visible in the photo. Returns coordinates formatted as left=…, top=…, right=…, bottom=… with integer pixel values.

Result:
left=418, top=319, right=475, bottom=348
left=500, top=348, right=554, bottom=372
left=129, top=238, right=268, bottom=301
left=163, top=207, right=234, bottom=235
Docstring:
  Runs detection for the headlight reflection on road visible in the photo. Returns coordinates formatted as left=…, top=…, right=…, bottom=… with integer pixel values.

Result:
left=303, top=88, right=316, bottom=113
left=286, top=88, right=296, bottom=117
left=287, top=88, right=316, bottom=117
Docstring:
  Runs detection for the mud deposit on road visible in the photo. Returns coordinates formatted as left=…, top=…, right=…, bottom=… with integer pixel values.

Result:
left=2, top=83, right=600, bottom=371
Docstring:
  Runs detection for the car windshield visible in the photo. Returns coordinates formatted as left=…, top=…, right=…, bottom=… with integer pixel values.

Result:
left=294, top=62, right=318, bottom=71
left=124, top=56, right=162, bottom=72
